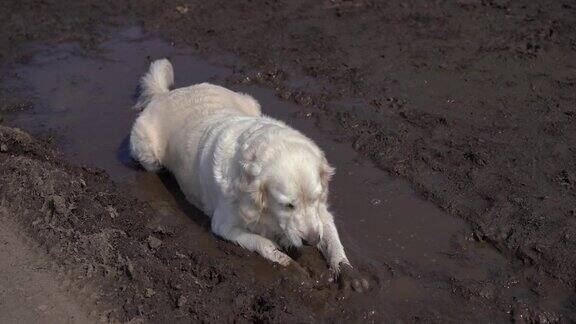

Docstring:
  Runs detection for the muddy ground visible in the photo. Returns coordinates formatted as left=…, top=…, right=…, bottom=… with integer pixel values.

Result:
left=0, top=0, right=575, bottom=322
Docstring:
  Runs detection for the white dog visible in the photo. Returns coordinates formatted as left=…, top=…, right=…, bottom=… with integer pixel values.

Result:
left=129, top=59, right=351, bottom=274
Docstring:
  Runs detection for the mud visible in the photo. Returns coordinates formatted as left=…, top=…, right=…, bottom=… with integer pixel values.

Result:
left=0, top=0, right=575, bottom=322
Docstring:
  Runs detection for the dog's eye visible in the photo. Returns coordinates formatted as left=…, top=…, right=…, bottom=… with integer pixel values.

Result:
left=284, top=203, right=295, bottom=210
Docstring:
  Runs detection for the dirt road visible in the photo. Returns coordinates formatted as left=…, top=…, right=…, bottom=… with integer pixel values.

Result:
left=0, top=215, right=92, bottom=323
left=0, top=0, right=575, bottom=322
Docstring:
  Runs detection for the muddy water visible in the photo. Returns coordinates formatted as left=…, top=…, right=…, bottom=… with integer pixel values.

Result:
left=5, top=27, right=528, bottom=319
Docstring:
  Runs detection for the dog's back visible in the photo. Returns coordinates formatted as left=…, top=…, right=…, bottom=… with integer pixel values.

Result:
left=133, top=58, right=261, bottom=117
left=130, top=59, right=263, bottom=206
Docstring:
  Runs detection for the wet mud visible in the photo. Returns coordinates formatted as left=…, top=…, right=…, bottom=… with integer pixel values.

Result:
left=0, top=0, right=575, bottom=322
left=1, top=26, right=572, bottom=322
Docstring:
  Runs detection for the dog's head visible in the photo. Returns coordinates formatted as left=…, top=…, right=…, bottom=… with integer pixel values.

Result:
left=238, top=138, right=334, bottom=248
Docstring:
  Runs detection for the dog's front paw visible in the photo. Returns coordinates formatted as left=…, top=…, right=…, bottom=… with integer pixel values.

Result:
left=336, top=263, right=370, bottom=293
left=273, top=249, right=293, bottom=267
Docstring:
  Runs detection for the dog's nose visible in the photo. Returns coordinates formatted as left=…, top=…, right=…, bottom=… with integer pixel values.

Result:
left=305, top=232, right=321, bottom=246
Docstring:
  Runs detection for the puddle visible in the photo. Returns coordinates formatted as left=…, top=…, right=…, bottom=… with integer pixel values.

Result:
left=3, top=26, right=538, bottom=318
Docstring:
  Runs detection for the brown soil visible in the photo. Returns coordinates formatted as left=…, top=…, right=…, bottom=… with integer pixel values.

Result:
left=0, top=0, right=575, bottom=322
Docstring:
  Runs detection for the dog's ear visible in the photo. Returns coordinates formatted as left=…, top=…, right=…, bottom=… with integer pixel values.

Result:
left=319, top=158, right=335, bottom=198
left=252, top=179, right=267, bottom=211
left=238, top=161, right=267, bottom=224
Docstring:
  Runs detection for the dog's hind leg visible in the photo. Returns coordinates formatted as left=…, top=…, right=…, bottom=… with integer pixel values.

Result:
left=129, top=116, right=163, bottom=172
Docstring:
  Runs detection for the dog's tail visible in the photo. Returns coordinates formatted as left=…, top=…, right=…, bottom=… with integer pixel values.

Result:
left=133, top=58, right=174, bottom=111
